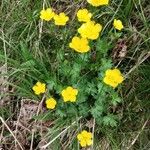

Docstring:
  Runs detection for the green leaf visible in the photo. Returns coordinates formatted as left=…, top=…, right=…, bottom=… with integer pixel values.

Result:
left=56, top=109, right=67, bottom=118
left=66, top=103, right=78, bottom=116
left=98, top=58, right=112, bottom=78
left=46, top=78, right=56, bottom=90
left=20, top=60, right=35, bottom=68
left=96, top=38, right=111, bottom=54
left=86, top=82, right=97, bottom=95
left=78, top=103, right=90, bottom=117
left=70, top=63, right=81, bottom=83
left=111, top=92, right=122, bottom=106
left=20, top=41, right=33, bottom=61
left=76, top=93, right=87, bottom=104
left=91, top=105, right=104, bottom=119
left=103, top=115, right=117, bottom=127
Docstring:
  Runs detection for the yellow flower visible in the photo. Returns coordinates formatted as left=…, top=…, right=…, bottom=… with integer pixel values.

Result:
left=103, top=69, right=124, bottom=88
left=54, top=13, right=69, bottom=26
left=87, top=0, right=109, bottom=7
left=77, top=9, right=92, bottom=22
left=40, top=8, right=55, bottom=21
left=32, top=81, right=46, bottom=95
left=77, top=130, right=93, bottom=147
left=78, top=21, right=102, bottom=40
left=61, top=86, right=78, bottom=102
left=113, top=19, right=124, bottom=31
left=69, top=36, right=90, bottom=53
left=46, top=98, right=57, bottom=109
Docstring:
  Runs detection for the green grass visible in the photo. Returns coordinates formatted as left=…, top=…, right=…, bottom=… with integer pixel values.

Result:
left=0, top=0, right=150, bottom=149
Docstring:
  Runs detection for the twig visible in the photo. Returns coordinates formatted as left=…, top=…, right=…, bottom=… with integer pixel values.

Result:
left=91, top=118, right=95, bottom=150
left=102, top=0, right=124, bottom=33
left=30, top=94, right=46, bottom=150
left=0, top=124, right=4, bottom=143
left=127, top=120, right=148, bottom=150
left=38, top=0, right=46, bottom=41
left=14, top=106, right=22, bottom=149
left=41, top=117, right=81, bottom=149
left=30, top=129, right=35, bottom=150
left=125, top=52, right=150, bottom=78
left=35, top=0, right=46, bottom=57
left=0, top=116, right=24, bottom=150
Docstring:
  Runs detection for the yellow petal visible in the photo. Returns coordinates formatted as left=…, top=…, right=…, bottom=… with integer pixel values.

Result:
left=77, top=134, right=83, bottom=141
left=87, top=0, right=109, bottom=7
left=113, top=19, right=124, bottom=31
left=80, top=140, right=87, bottom=147
left=86, top=139, right=92, bottom=146
left=46, top=98, right=57, bottom=109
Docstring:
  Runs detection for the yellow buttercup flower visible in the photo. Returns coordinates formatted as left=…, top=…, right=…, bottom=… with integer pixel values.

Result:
left=77, top=130, right=93, bottom=147
left=87, top=0, right=109, bottom=7
left=32, top=81, right=46, bottom=95
left=61, top=86, right=78, bottom=102
left=103, top=69, right=124, bottom=88
left=78, top=21, right=102, bottom=40
left=113, top=19, right=124, bottom=31
left=40, top=8, right=55, bottom=21
left=77, top=9, right=92, bottom=22
left=46, top=98, right=57, bottom=109
left=69, top=36, right=90, bottom=53
left=54, top=13, right=69, bottom=26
